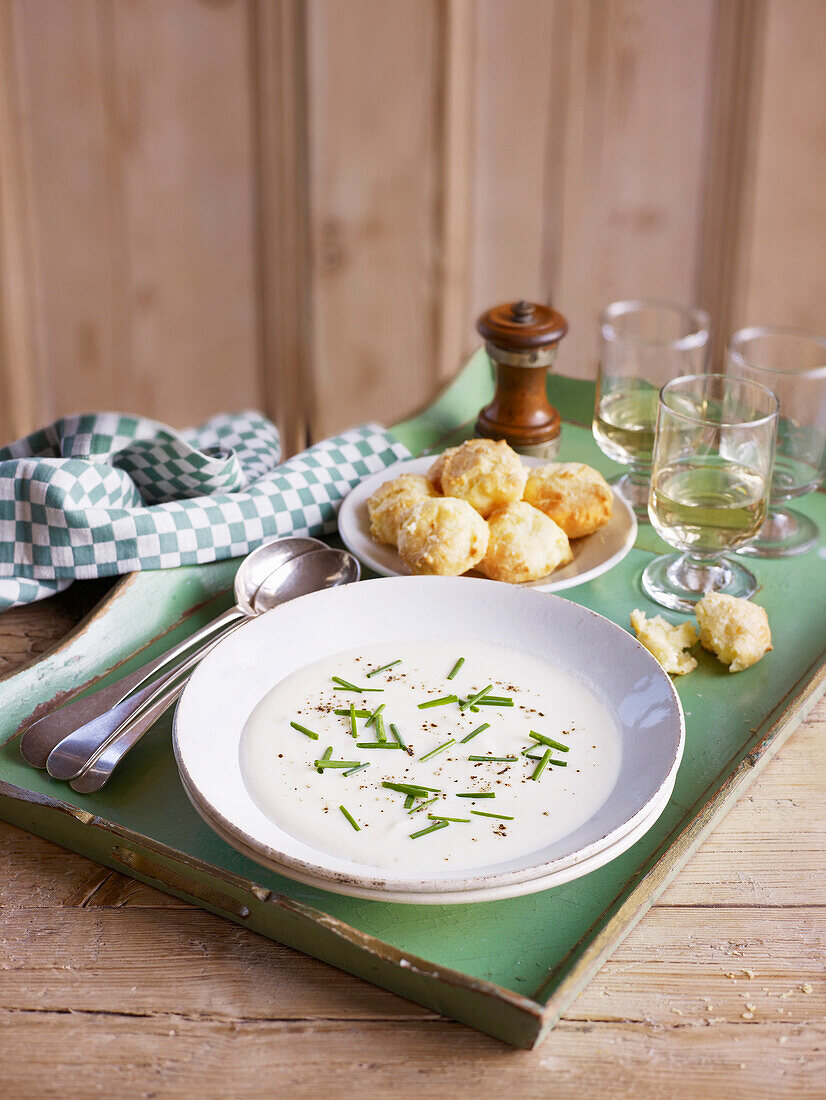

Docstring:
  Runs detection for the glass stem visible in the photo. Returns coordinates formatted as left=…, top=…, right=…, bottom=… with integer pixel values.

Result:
left=668, top=553, right=730, bottom=595
left=628, top=466, right=650, bottom=488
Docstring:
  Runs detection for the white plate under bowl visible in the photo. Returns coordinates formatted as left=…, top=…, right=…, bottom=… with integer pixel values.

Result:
left=180, top=767, right=675, bottom=905
left=337, top=456, right=637, bottom=592
left=173, top=577, right=684, bottom=902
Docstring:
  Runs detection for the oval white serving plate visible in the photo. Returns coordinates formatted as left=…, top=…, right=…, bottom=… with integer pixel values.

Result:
left=337, top=456, right=637, bottom=592
left=173, top=577, right=684, bottom=902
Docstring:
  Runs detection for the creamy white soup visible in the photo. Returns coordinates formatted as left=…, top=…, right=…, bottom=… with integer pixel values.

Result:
left=240, top=639, right=621, bottom=874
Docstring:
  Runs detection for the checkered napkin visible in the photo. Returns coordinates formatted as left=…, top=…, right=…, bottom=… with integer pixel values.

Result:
left=0, top=411, right=409, bottom=611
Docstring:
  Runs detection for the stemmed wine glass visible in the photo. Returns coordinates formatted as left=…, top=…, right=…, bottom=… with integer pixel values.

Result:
left=726, top=325, right=826, bottom=556
left=593, top=300, right=711, bottom=519
left=642, top=374, right=778, bottom=613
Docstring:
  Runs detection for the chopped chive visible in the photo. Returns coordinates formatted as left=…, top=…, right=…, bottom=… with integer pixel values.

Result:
left=419, top=738, right=455, bottom=762
left=314, top=759, right=362, bottom=770
left=522, top=749, right=545, bottom=760
left=530, top=748, right=552, bottom=780
left=315, top=745, right=333, bottom=773
left=467, top=755, right=517, bottom=763
left=409, top=820, right=449, bottom=840
left=460, top=684, right=493, bottom=711
left=471, top=810, right=514, bottom=820
left=334, top=708, right=370, bottom=718
left=365, top=703, right=386, bottom=728
left=366, top=659, right=401, bottom=679
left=349, top=702, right=358, bottom=739
left=408, top=795, right=440, bottom=815
left=339, top=805, right=361, bottom=831
left=447, top=657, right=465, bottom=680
left=382, top=781, right=441, bottom=795
left=403, top=794, right=415, bottom=810
left=343, top=762, right=370, bottom=777
left=460, top=722, right=490, bottom=744
left=428, top=815, right=469, bottom=823
left=375, top=714, right=387, bottom=743
left=290, top=721, right=319, bottom=740
left=456, top=791, right=494, bottom=798
left=522, top=750, right=566, bottom=766
left=474, top=697, right=514, bottom=707
left=388, top=723, right=412, bottom=755
left=331, top=676, right=383, bottom=692
left=417, top=695, right=459, bottom=710
left=529, top=731, right=570, bottom=753
left=356, top=741, right=403, bottom=749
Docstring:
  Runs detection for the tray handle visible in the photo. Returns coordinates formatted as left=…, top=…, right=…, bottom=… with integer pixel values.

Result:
left=110, top=845, right=252, bottom=920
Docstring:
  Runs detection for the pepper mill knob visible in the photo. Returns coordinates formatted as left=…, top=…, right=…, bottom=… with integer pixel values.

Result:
left=475, top=299, right=568, bottom=457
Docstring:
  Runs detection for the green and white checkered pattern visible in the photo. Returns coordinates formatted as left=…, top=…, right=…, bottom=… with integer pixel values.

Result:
left=0, top=411, right=409, bottom=610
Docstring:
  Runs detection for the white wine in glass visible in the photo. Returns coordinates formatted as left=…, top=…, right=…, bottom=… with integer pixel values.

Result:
left=592, top=301, right=710, bottom=520
left=650, top=457, right=768, bottom=554
left=592, top=383, right=659, bottom=467
left=642, top=374, right=778, bottom=612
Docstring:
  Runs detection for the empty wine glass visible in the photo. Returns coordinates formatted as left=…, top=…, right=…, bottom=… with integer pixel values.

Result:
left=593, top=300, right=711, bottom=519
left=726, top=325, right=826, bottom=556
left=642, top=374, right=778, bottom=612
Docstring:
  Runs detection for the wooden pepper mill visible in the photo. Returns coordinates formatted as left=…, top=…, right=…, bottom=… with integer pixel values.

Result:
left=476, top=299, right=568, bottom=458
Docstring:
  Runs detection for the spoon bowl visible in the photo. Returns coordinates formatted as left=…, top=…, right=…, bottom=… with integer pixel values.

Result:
left=251, top=546, right=361, bottom=611
left=235, top=536, right=329, bottom=615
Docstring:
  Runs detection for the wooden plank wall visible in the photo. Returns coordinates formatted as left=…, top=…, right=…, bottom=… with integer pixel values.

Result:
left=0, top=0, right=824, bottom=451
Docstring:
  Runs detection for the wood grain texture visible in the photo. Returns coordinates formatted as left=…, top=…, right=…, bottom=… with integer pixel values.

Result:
left=554, top=0, right=718, bottom=378
left=434, top=0, right=475, bottom=384
left=1, top=1, right=825, bottom=441
left=9, top=0, right=260, bottom=427
left=305, top=0, right=443, bottom=439
left=469, top=0, right=565, bottom=330
left=0, top=592, right=822, bottom=1095
left=736, top=0, right=826, bottom=333
left=252, top=0, right=313, bottom=456
left=0, top=0, right=47, bottom=439
left=694, top=0, right=766, bottom=369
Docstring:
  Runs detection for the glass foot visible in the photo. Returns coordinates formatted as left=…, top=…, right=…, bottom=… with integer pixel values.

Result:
left=737, top=506, right=818, bottom=558
left=641, top=552, right=757, bottom=613
left=611, top=472, right=651, bottom=521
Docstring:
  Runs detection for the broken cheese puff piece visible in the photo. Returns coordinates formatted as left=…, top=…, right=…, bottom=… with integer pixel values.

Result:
left=694, top=592, right=772, bottom=673
left=630, top=609, right=698, bottom=675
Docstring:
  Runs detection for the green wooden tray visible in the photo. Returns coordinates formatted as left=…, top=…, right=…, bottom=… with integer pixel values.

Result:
left=1, top=351, right=823, bottom=1048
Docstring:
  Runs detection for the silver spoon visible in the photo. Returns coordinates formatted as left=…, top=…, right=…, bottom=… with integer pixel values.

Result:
left=20, top=535, right=328, bottom=769
left=44, top=544, right=353, bottom=781
left=67, top=547, right=360, bottom=793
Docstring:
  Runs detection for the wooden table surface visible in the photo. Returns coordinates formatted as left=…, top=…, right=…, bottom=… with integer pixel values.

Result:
left=0, top=588, right=823, bottom=1098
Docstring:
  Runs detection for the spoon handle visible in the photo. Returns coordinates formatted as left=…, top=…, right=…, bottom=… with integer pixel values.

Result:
left=68, top=628, right=239, bottom=794
left=46, top=615, right=242, bottom=780
left=69, top=676, right=188, bottom=793
left=19, top=605, right=245, bottom=769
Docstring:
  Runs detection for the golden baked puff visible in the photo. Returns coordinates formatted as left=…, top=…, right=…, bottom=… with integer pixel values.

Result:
left=367, top=474, right=439, bottom=547
left=397, top=497, right=488, bottom=576
left=426, top=446, right=457, bottom=494
left=435, top=439, right=528, bottom=519
left=695, top=592, right=772, bottom=673
left=480, top=502, right=572, bottom=584
left=524, top=462, right=612, bottom=539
